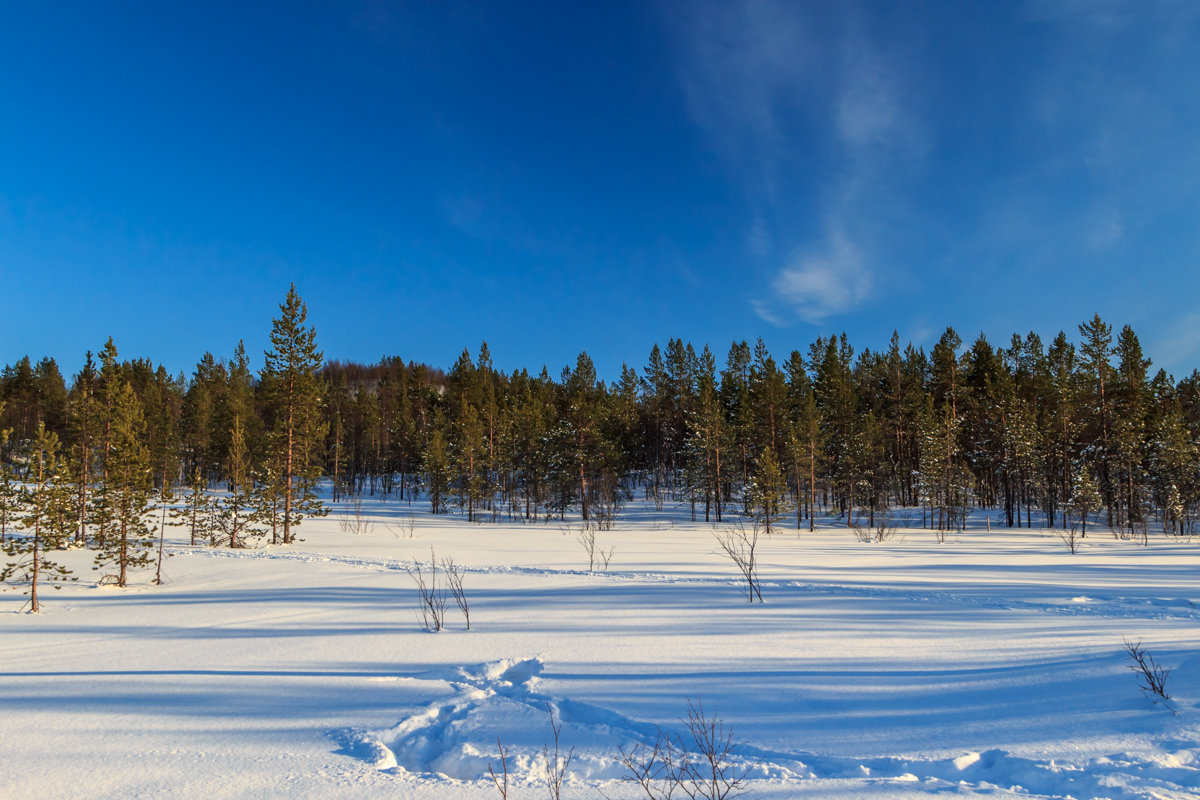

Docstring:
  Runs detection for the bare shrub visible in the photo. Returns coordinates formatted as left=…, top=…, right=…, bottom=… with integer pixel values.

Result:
left=851, top=509, right=895, bottom=543
left=338, top=497, right=374, bottom=535
left=873, top=510, right=896, bottom=542
left=406, top=546, right=446, bottom=631
left=675, top=697, right=748, bottom=800
left=1059, top=522, right=1082, bottom=554
left=593, top=483, right=621, bottom=530
left=488, top=737, right=510, bottom=799
left=543, top=703, right=574, bottom=800
left=618, top=730, right=679, bottom=800
left=714, top=520, right=762, bottom=603
left=576, top=524, right=615, bottom=573
left=384, top=514, right=417, bottom=539
left=1123, top=638, right=1173, bottom=710
left=443, top=555, right=470, bottom=630
left=619, top=697, right=748, bottom=800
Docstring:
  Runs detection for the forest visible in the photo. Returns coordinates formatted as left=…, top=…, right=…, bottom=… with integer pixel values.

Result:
left=3, top=285, right=1200, bottom=590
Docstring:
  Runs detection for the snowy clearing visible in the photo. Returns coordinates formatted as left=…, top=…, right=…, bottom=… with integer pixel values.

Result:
left=3, top=497, right=1200, bottom=799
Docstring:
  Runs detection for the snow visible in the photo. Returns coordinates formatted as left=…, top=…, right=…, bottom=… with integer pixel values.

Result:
left=3, top=496, right=1199, bottom=799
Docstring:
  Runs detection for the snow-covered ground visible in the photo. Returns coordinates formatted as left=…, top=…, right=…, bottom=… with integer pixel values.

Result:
left=4, top=497, right=1199, bottom=799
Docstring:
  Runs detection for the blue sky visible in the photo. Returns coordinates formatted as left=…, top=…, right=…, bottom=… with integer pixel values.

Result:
left=3, top=1, right=1199, bottom=381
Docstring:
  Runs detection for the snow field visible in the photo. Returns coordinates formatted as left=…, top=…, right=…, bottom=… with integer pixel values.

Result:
left=2, top=497, right=1199, bottom=798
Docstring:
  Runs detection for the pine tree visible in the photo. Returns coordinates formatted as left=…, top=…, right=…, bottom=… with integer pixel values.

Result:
left=452, top=401, right=486, bottom=521
left=94, top=337, right=122, bottom=546
left=1078, top=314, right=1115, bottom=524
left=1112, top=325, right=1151, bottom=535
left=564, top=352, right=603, bottom=521
left=0, top=403, right=17, bottom=543
left=175, top=467, right=215, bottom=546
left=1069, top=467, right=1103, bottom=537
left=153, top=480, right=177, bottom=584
left=785, top=350, right=822, bottom=531
left=424, top=413, right=450, bottom=514
left=691, top=345, right=725, bottom=523
left=93, top=381, right=155, bottom=586
left=2, top=423, right=76, bottom=612
left=0, top=457, right=17, bottom=544
left=67, top=351, right=99, bottom=544
left=223, top=413, right=264, bottom=548
left=721, top=341, right=754, bottom=513
left=749, top=445, right=787, bottom=535
left=261, top=285, right=327, bottom=544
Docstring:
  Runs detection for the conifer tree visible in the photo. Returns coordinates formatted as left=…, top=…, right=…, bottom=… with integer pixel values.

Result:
left=785, top=350, right=821, bottom=531
left=153, top=480, right=177, bottom=584
left=0, top=403, right=17, bottom=542
left=68, top=351, right=99, bottom=544
left=425, top=413, right=450, bottom=514
left=749, top=445, right=787, bottom=535
left=177, top=467, right=215, bottom=546
left=1112, top=325, right=1150, bottom=534
left=1043, top=332, right=1079, bottom=528
left=222, top=413, right=265, bottom=548
left=94, top=337, right=122, bottom=546
left=2, top=423, right=76, bottom=611
left=1078, top=314, right=1115, bottom=523
left=261, top=285, right=326, bottom=544
left=691, top=345, right=725, bottom=523
left=564, top=352, right=604, bottom=521
left=721, top=341, right=754, bottom=511
left=811, top=335, right=857, bottom=523
left=93, top=381, right=155, bottom=586
left=452, top=402, right=486, bottom=520
left=0, top=456, right=17, bottom=544
left=1069, top=467, right=1103, bottom=537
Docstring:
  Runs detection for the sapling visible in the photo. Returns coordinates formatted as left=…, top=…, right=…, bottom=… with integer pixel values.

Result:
left=1123, top=638, right=1173, bottom=711
left=714, top=520, right=762, bottom=603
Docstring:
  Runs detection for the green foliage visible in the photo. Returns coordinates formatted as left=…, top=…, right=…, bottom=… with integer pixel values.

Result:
left=5, top=305, right=1200, bottom=542
left=2, top=423, right=77, bottom=611
left=749, top=446, right=787, bottom=535
left=261, top=284, right=327, bottom=543
left=92, top=380, right=156, bottom=587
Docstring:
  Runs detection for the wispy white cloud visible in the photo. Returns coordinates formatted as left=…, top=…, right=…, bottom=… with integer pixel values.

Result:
left=771, top=231, right=872, bottom=323
left=750, top=300, right=787, bottom=328
left=837, top=56, right=900, bottom=148
left=670, top=1, right=818, bottom=206
left=746, top=216, right=771, bottom=258
left=667, top=2, right=925, bottom=325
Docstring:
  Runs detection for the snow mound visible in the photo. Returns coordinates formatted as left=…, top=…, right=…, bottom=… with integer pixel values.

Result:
left=347, top=657, right=795, bottom=783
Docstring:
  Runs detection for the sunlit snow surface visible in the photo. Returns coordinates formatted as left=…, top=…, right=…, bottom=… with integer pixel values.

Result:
left=3, top=497, right=1199, bottom=799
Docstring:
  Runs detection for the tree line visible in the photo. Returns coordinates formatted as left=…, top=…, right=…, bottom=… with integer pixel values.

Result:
left=4, top=287, right=1200, bottom=594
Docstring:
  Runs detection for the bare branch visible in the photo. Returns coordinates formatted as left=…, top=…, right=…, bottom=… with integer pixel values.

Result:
left=713, top=521, right=762, bottom=603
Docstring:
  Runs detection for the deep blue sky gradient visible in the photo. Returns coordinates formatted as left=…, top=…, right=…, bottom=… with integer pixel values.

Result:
left=3, top=1, right=1199, bottom=381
